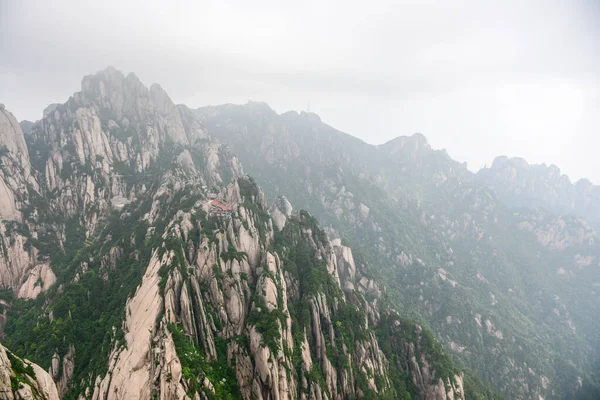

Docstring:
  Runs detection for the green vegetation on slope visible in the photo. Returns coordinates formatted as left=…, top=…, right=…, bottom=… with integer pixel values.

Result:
left=3, top=198, right=158, bottom=399
left=168, top=322, right=239, bottom=399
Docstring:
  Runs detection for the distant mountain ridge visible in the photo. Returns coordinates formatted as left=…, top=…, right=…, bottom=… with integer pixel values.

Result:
left=197, top=100, right=600, bottom=399
left=478, top=155, right=600, bottom=230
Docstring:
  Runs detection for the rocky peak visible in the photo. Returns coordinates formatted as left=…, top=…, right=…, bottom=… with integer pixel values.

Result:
left=0, top=71, right=241, bottom=300
left=42, top=104, right=61, bottom=118
left=480, top=155, right=600, bottom=229
left=490, top=155, right=528, bottom=170
left=78, top=67, right=145, bottom=114
left=0, top=107, right=38, bottom=221
left=487, top=155, right=568, bottom=184
left=299, top=110, right=322, bottom=123
left=149, top=83, right=175, bottom=114
left=75, top=68, right=183, bottom=141
left=245, top=100, right=276, bottom=116
left=379, top=132, right=432, bottom=156
left=0, top=107, right=33, bottom=172
left=0, top=107, right=45, bottom=293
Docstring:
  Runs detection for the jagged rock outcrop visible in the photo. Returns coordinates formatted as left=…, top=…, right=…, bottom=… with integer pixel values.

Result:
left=0, top=107, right=42, bottom=294
left=49, top=345, right=74, bottom=398
left=0, top=108, right=37, bottom=222
left=26, top=67, right=233, bottom=234
left=0, top=344, right=59, bottom=400
left=17, top=264, right=56, bottom=300
left=270, top=196, right=293, bottom=231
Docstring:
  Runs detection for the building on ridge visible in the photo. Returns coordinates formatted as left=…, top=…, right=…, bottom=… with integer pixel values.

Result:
left=209, top=200, right=232, bottom=216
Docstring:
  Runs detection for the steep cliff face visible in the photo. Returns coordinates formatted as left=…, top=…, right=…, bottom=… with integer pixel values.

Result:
left=0, top=107, right=37, bottom=222
left=0, top=68, right=470, bottom=399
left=0, top=107, right=49, bottom=300
left=0, top=343, right=59, bottom=400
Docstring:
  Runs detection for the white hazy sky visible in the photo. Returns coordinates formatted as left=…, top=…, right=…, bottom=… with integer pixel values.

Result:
left=1, top=0, right=599, bottom=182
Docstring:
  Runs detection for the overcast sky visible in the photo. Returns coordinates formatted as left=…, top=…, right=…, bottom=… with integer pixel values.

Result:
left=1, top=0, right=599, bottom=182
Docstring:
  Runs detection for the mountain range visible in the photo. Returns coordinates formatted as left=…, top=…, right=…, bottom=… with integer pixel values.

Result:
left=0, top=67, right=598, bottom=399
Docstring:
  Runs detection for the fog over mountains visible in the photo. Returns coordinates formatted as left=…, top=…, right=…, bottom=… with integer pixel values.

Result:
left=0, top=67, right=598, bottom=399
left=3, top=1, right=599, bottom=183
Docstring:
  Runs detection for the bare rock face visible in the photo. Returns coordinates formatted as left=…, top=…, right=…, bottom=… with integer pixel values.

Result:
left=49, top=344, right=74, bottom=398
left=332, top=241, right=357, bottom=290
left=270, top=196, right=293, bottom=231
left=0, top=107, right=42, bottom=293
left=92, top=251, right=178, bottom=400
left=17, top=264, right=56, bottom=299
left=0, top=108, right=38, bottom=219
left=0, top=229, right=35, bottom=294
left=0, top=344, right=59, bottom=400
